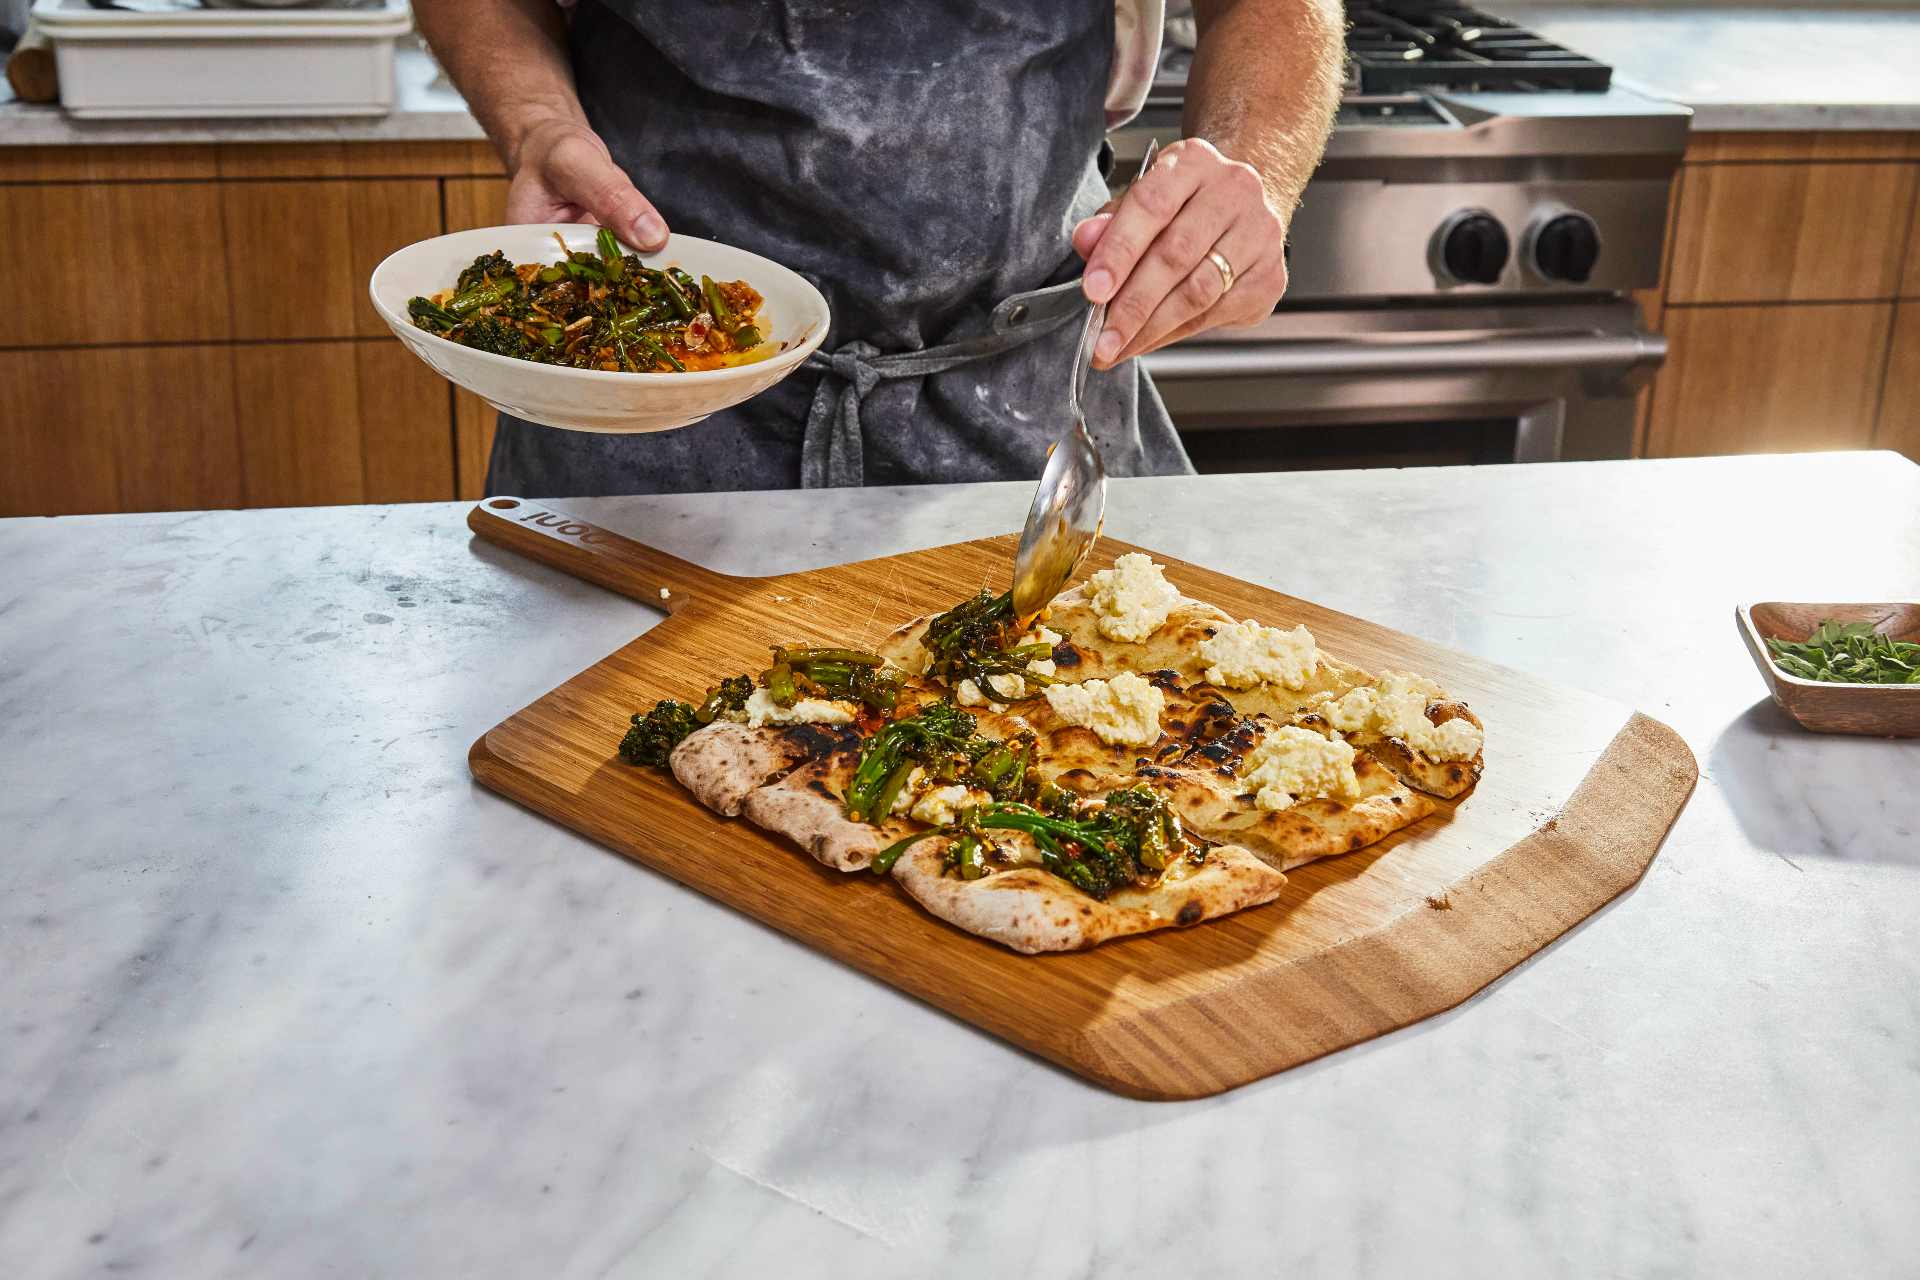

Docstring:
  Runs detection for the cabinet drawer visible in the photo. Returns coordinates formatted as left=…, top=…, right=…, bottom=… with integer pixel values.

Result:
left=0, top=345, right=241, bottom=516
left=232, top=340, right=454, bottom=507
left=1906, top=205, right=1920, bottom=300
left=1646, top=303, right=1893, bottom=457
left=1667, top=162, right=1917, bottom=304
left=1879, top=305, right=1920, bottom=463
left=444, top=177, right=511, bottom=233
left=222, top=179, right=442, bottom=340
left=0, top=182, right=230, bottom=347
left=453, top=386, right=498, bottom=500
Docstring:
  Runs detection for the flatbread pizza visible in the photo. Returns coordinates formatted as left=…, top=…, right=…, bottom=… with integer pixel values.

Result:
left=619, top=553, right=1485, bottom=953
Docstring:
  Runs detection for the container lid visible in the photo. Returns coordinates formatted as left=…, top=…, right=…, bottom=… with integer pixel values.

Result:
left=34, top=0, right=413, bottom=39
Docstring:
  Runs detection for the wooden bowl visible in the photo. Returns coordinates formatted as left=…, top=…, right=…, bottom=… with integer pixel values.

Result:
left=1736, top=602, right=1920, bottom=736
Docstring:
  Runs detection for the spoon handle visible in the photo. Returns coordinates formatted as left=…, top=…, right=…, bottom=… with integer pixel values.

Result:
left=1073, top=138, right=1160, bottom=413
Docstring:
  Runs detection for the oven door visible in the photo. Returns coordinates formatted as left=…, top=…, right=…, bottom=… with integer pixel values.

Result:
left=1142, top=299, right=1665, bottom=470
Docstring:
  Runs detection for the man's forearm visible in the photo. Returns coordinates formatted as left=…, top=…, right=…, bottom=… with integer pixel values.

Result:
left=415, top=0, right=584, bottom=169
left=1185, top=0, right=1343, bottom=217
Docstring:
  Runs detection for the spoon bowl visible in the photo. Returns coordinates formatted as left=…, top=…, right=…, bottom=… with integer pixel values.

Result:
left=1011, top=139, right=1158, bottom=622
left=1012, top=303, right=1110, bottom=621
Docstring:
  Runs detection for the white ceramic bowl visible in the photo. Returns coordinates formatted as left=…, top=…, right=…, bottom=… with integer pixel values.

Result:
left=368, top=224, right=829, bottom=434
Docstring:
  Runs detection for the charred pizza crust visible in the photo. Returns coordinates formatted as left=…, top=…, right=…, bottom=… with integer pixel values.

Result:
left=1039, top=590, right=1232, bottom=682
left=888, top=831, right=1286, bottom=954
left=1295, top=701, right=1486, bottom=801
left=669, top=720, right=857, bottom=817
left=1043, top=587, right=1375, bottom=720
left=1130, top=750, right=1435, bottom=873
left=739, top=745, right=917, bottom=872
left=987, top=671, right=1241, bottom=791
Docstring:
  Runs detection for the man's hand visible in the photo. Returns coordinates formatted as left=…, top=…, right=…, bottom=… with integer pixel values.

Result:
left=506, top=119, right=670, bottom=250
left=415, top=0, right=669, bottom=250
left=1075, top=0, right=1343, bottom=370
left=1072, top=138, right=1289, bottom=369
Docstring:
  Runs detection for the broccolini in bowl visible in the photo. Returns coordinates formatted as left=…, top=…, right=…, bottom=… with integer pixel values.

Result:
left=370, top=224, right=829, bottom=433
left=406, top=229, right=768, bottom=373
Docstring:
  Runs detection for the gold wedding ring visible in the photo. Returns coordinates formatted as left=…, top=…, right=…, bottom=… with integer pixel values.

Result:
left=1207, top=249, right=1236, bottom=295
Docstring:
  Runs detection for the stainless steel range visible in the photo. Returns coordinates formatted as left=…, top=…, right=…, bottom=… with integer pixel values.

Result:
left=1115, top=2, right=1690, bottom=468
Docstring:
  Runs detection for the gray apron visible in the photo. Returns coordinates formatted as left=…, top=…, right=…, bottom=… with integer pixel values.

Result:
left=485, top=0, right=1192, bottom=496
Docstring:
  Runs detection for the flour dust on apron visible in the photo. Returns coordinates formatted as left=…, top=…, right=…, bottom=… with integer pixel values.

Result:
left=486, top=0, right=1191, bottom=496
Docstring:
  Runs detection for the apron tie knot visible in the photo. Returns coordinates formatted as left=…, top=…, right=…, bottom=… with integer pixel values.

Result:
left=801, top=340, right=883, bottom=489
left=799, top=282, right=1088, bottom=489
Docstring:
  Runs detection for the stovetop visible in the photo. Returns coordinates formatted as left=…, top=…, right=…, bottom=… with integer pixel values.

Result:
left=1153, top=3, right=1619, bottom=119
left=1122, top=2, right=1689, bottom=306
left=1346, top=3, right=1611, bottom=95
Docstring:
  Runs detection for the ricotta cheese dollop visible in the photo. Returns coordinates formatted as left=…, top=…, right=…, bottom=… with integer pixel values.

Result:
left=908, top=784, right=988, bottom=827
left=954, top=678, right=996, bottom=709
left=1239, top=725, right=1363, bottom=811
left=1316, top=672, right=1482, bottom=762
left=889, top=769, right=990, bottom=825
left=1041, top=671, right=1165, bottom=747
left=740, top=687, right=858, bottom=728
left=1198, top=619, right=1319, bottom=690
left=1085, top=553, right=1181, bottom=643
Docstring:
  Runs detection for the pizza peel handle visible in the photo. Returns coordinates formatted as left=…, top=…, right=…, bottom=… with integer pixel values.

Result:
left=467, top=497, right=747, bottom=612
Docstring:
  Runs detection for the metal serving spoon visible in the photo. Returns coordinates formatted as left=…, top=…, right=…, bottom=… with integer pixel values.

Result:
left=1012, top=138, right=1160, bottom=625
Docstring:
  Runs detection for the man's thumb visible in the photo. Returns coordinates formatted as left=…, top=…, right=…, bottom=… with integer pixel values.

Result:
left=1071, top=206, right=1117, bottom=260
left=554, top=140, right=669, bottom=251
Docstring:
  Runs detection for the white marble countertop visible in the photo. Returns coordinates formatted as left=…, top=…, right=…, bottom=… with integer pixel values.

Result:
left=0, top=41, right=484, bottom=146
left=1496, top=4, right=1920, bottom=131
left=3, top=453, right=1919, bottom=1277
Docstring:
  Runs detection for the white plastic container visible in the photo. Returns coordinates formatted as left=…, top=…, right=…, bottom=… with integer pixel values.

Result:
left=32, top=0, right=413, bottom=119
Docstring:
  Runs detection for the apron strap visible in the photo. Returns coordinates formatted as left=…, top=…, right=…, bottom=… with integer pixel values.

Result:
left=800, top=280, right=1088, bottom=488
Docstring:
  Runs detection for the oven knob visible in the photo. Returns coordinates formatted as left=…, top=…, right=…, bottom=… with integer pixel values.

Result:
left=1532, top=212, right=1602, bottom=283
left=1436, top=212, right=1510, bottom=285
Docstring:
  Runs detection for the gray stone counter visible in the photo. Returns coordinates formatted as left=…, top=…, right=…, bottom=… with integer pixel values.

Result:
left=1496, top=4, right=1920, bottom=131
left=3, top=453, right=1918, bottom=1276
left=0, top=41, right=483, bottom=146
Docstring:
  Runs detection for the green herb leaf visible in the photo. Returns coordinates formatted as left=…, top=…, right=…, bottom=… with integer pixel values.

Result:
left=1767, top=618, right=1920, bottom=685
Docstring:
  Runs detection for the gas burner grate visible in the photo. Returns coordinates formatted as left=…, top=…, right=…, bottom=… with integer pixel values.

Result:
left=1346, top=3, right=1612, bottom=94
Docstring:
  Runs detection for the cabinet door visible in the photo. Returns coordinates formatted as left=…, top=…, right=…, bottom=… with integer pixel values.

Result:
left=444, top=177, right=511, bottom=232
left=0, top=182, right=230, bottom=348
left=221, top=179, right=442, bottom=340
left=231, top=341, right=453, bottom=507
left=1666, top=162, right=1917, bottom=304
left=0, top=345, right=242, bottom=516
left=1879, top=305, right=1920, bottom=463
left=1646, top=304, right=1893, bottom=457
left=453, top=388, right=499, bottom=500
left=1905, top=205, right=1920, bottom=300
left=358, top=342, right=458, bottom=502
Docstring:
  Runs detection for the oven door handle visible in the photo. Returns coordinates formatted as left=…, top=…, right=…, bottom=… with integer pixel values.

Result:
left=1140, top=331, right=1668, bottom=380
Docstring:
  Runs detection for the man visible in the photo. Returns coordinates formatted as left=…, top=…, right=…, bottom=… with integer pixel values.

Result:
left=415, top=0, right=1342, bottom=496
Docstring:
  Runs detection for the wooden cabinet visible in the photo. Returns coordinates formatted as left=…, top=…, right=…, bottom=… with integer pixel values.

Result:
left=0, top=140, right=502, bottom=518
left=0, top=182, right=230, bottom=347
left=1879, top=306, right=1920, bottom=461
left=231, top=341, right=453, bottom=507
left=1647, top=305, right=1892, bottom=456
left=220, top=179, right=442, bottom=339
left=1906, top=206, right=1920, bottom=300
left=454, top=388, right=499, bottom=500
left=445, top=176, right=511, bottom=232
left=1666, top=162, right=1915, bottom=304
left=0, top=345, right=241, bottom=516
left=5, top=128, right=1913, bottom=517
left=1642, top=131, right=1920, bottom=463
